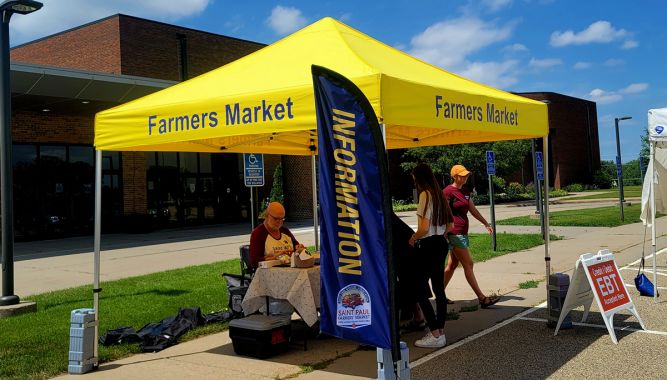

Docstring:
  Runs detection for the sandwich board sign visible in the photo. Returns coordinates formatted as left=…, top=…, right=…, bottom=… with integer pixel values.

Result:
left=554, top=249, right=645, bottom=343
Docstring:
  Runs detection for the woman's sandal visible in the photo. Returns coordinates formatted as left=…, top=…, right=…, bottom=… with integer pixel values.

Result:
left=479, top=296, right=500, bottom=309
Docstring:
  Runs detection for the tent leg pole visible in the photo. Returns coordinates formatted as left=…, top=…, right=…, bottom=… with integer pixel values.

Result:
left=311, top=154, right=319, bottom=250
left=650, top=142, right=657, bottom=302
left=93, top=149, right=102, bottom=367
left=543, top=138, right=551, bottom=311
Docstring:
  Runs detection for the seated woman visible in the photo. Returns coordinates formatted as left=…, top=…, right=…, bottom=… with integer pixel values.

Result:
left=249, top=201, right=305, bottom=269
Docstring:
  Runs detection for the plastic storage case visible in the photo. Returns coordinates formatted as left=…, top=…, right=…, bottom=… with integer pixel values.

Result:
left=547, top=273, right=572, bottom=329
left=229, top=314, right=291, bottom=358
left=68, top=308, right=97, bottom=374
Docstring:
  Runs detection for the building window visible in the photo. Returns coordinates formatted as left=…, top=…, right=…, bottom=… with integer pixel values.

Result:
left=146, top=152, right=241, bottom=226
left=12, top=144, right=122, bottom=239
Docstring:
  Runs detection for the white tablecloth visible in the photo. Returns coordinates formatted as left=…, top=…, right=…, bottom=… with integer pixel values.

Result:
left=241, top=266, right=320, bottom=326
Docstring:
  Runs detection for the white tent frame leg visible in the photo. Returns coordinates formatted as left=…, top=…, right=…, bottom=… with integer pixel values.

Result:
left=311, top=154, right=319, bottom=250
left=543, top=138, right=551, bottom=308
left=650, top=141, right=658, bottom=302
left=93, top=149, right=102, bottom=366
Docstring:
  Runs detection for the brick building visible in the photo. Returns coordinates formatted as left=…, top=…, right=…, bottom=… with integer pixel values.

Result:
left=514, top=92, right=600, bottom=189
left=8, top=14, right=292, bottom=239
left=7, top=15, right=598, bottom=240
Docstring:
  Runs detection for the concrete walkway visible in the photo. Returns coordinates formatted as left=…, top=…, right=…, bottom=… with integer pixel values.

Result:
left=3, top=199, right=666, bottom=379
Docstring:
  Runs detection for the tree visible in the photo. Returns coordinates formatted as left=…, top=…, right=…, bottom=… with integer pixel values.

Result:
left=640, top=129, right=650, bottom=160
left=269, top=163, right=283, bottom=203
left=400, top=140, right=532, bottom=193
left=622, top=158, right=642, bottom=186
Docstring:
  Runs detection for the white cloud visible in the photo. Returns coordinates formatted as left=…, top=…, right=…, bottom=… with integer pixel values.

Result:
left=528, top=57, right=562, bottom=69
left=9, top=0, right=212, bottom=46
left=266, top=5, right=307, bottom=35
left=619, top=83, right=648, bottom=94
left=482, top=0, right=513, bottom=12
left=574, top=61, right=592, bottom=69
left=604, top=58, right=625, bottom=66
left=339, top=13, right=353, bottom=23
left=588, top=83, right=648, bottom=105
left=502, top=43, right=528, bottom=54
left=589, top=88, right=622, bottom=104
left=459, top=60, right=519, bottom=88
left=409, top=16, right=515, bottom=69
left=224, top=15, right=245, bottom=34
left=550, top=21, right=628, bottom=47
left=621, top=39, right=638, bottom=49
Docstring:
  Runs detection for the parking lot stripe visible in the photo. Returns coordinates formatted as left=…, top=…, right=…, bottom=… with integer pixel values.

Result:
left=519, top=316, right=667, bottom=336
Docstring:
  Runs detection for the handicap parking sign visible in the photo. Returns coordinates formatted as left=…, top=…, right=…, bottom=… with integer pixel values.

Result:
left=536, top=151, right=544, bottom=181
left=243, top=153, right=264, bottom=187
left=486, top=151, right=495, bottom=176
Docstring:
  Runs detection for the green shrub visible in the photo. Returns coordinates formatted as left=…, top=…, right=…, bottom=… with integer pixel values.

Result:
left=564, top=183, right=584, bottom=192
left=472, top=193, right=489, bottom=205
left=549, top=189, right=568, bottom=197
left=507, top=182, right=526, bottom=197
left=392, top=198, right=417, bottom=211
left=491, top=176, right=506, bottom=193
left=593, top=168, right=613, bottom=189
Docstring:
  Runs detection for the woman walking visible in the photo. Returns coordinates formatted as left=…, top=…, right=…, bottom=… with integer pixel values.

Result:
left=409, top=163, right=453, bottom=348
left=443, top=164, right=500, bottom=308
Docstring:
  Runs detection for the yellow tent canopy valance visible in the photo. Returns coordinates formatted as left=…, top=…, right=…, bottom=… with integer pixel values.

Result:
left=94, top=17, right=548, bottom=154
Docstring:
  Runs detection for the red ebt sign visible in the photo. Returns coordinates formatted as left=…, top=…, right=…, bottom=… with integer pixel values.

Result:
left=554, top=250, right=645, bottom=344
left=586, top=261, right=629, bottom=312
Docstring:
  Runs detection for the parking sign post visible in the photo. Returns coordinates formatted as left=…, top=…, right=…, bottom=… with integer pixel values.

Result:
left=486, top=151, right=497, bottom=251
left=535, top=151, right=545, bottom=239
left=244, top=154, right=264, bottom=230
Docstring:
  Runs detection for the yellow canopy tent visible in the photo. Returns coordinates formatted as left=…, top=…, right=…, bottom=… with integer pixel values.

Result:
left=90, top=18, right=552, bottom=362
left=94, top=17, right=548, bottom=154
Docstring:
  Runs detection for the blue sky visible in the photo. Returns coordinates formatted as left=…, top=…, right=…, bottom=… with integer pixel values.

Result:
left=10, top=0, right=667, bottom=163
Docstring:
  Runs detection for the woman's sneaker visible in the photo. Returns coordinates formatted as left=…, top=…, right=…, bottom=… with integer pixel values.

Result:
left=414, top=332, right=446, bottom=348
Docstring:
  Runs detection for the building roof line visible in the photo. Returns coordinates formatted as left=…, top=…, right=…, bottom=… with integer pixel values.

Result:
left=11, top=13, right=266, bottom=50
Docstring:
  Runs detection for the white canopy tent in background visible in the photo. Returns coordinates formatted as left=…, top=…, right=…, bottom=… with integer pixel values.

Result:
left=640, top=107, right=667, bottom=302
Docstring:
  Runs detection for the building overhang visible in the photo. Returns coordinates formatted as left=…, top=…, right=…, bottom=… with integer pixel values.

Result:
left=10, top=62, right=177, bottom=114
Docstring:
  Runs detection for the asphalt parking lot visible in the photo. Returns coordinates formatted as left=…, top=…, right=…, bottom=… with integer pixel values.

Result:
left=412, top=280, right=667, bottom=380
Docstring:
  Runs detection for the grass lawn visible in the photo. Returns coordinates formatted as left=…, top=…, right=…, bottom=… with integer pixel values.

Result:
left=0, top=260, right=238, bottom=380
left=496, top=204, right=659, bottom=227
left=0, top=234, right=552, bottom=380
left=468, top=233, right=560, bottom=262
left=568, top=185, right=642, bottom=200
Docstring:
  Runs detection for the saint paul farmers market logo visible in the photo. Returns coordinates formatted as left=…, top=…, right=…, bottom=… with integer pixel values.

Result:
left=336, top=284, right=372, bottom=329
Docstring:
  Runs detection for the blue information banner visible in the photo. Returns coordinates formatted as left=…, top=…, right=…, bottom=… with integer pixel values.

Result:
left=536, top=151, right=544, bottom=181
left=486, top=151, right=496, bottom=176
left=312, top=65, right=397, bottom=353
left=616, top=156, right=623, bottom=177
left=243, top=153, right=264, bottom=187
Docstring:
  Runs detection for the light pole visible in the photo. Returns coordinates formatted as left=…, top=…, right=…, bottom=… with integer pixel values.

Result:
left=614, top=116, right=631, bottom=222
left=0, top=0, right=42, bottom=306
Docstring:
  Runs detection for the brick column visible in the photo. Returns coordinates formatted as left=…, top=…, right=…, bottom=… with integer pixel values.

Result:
left=122, top=152, right=147, bottom=215
left=282, top=156, right=313, bottom=220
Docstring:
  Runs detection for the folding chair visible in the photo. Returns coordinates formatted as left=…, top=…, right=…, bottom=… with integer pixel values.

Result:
left=239, top=244, right=254, bottom=285
left=222, top=244, right=254, bottom=317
